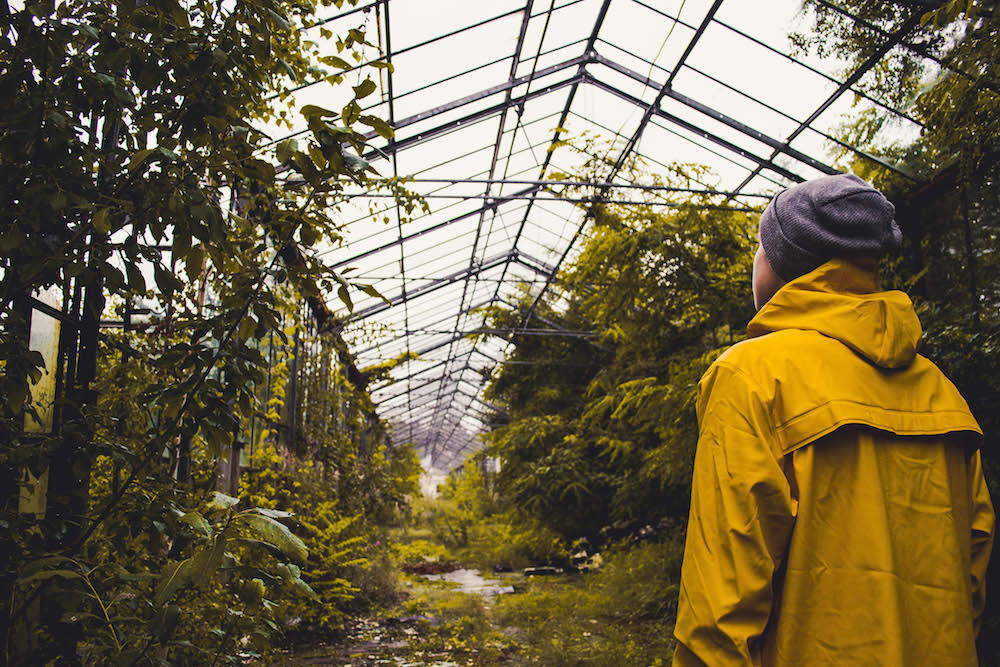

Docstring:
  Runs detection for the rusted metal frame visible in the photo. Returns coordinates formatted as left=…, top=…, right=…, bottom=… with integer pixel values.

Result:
left=591, top=53, right=839, bottom=177
left=628, top=0, right=924, bottom=127
left=346, top=250, right=513, bottom=322
left=733, top=10, right=925, bottom=194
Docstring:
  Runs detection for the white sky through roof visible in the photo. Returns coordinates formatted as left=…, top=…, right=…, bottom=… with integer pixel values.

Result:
left=256, top=0, right=930, bottom=471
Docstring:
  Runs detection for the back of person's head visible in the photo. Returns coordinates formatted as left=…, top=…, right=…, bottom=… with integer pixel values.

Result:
left=759, top=172, right=902, bottom=282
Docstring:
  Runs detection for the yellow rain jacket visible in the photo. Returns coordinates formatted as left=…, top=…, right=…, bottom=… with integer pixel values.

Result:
left=673, top=259, right=994, bottom=666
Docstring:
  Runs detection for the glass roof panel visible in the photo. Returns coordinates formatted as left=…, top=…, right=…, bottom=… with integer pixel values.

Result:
left=286, top=0, right=937, bottom=469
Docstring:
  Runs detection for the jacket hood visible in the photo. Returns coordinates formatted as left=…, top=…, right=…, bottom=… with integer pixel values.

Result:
left=747, top=258, right=922, bottom=369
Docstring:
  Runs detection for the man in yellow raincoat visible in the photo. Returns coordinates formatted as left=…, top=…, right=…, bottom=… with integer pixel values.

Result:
left=673, top=173, right=995, bottom=666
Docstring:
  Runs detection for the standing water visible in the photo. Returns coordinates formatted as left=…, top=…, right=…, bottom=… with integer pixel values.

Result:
left=419, top=568, right=515, bottom=600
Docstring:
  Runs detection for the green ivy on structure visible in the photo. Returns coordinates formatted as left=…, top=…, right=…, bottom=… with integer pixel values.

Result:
left=0, top=0, right=422, bottom=662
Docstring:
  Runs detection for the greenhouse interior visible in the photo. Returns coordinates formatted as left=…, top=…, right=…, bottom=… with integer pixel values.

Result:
left=2, top=0, right=999, bottom=663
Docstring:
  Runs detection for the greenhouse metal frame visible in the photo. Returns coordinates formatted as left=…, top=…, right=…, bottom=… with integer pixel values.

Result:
left=29, top=0, right=948, bottom=471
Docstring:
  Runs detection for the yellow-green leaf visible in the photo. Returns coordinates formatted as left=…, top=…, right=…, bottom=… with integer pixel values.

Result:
left=127, top=148, right=157, bottom=174
left=206, top=491, right=239, bottom=512
left=243, top=514, right=308, bottom=565
left=92, top=208, right=111, bottom=233
left=359, top=115, right=394, bottom=140
left=179, top=511, right=211, bottom=537
left=352, top=78, right=376, bottom=99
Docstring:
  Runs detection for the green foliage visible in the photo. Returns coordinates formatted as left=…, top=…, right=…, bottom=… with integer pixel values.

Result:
left=391, top=538, right=454, bottom=566
left=0, top=0, right=426, bottom=662
left=10, top=494, right=318, bottom=664
left=494, top=539, right=683, bottom=666
left=418, top=457, right=569, bottom=568
left=481, top=140, right=759, bottom=540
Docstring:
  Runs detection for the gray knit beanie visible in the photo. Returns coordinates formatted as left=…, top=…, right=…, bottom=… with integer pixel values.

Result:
left=759, top=173, right=902, bottom=282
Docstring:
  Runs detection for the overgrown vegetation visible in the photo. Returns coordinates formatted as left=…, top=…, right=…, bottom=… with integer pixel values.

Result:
left=3, top=0, right=998, bottom=664
left=449, top=3, right=1000, bottom=662
left=0, top=0, right=423, bottom=662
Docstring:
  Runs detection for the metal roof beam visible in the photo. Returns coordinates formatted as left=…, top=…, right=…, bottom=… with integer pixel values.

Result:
left=331, top=188, right=540, bottom=270
left=421, top=0, right=616, bottom=456
left=345, top=251, right=514, bottom=321
left=627, top=0, right=924, bottom=128
left=355, top=297, right=496, bottom=356
left=283, top=1, right=587, bottom=101
left=374, top=358, right=451, bottom=391
left=587, top=75, right=805, bottom=183
left=361, top=58, right=587, bottom=159
left=591, top=53, right=838, bottom=177
left=733, top=9, right=924, bottom=193
left=380, top=369, right=471, bottom=407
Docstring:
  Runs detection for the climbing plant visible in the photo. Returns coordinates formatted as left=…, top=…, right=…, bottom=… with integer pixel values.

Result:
left=0, top=0, right=422, bottom=662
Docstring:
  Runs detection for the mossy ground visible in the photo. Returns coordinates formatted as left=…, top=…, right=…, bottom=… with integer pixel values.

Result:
left=278, top=529, right=680, bottom=666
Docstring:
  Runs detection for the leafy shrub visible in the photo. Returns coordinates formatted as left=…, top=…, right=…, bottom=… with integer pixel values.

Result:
left=391, top=538, right=454, bottom=566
